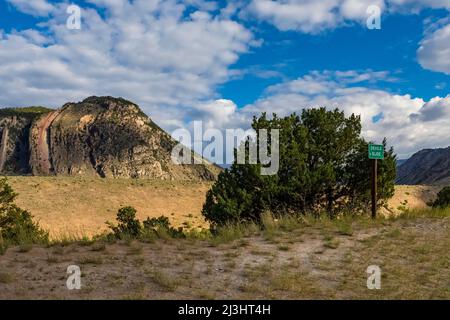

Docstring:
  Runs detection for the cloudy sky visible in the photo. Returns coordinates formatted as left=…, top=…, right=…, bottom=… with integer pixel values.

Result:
left=1, top=0, right=449, bottom=159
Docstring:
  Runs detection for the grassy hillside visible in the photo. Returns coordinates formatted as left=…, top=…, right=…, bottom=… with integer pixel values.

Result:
left=7, top=176, right=212, bottom=239
left=6, top=176, right=440, bottom=239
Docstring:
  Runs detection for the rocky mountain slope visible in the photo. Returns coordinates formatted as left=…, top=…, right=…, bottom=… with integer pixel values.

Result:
left=396, top=147, right=450, bottom=185
left=0, top=107, right=52, bottom=174
left=0, top=96, right=219, bottom=180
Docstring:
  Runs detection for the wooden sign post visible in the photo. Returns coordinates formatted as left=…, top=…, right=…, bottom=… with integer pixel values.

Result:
left=368, top=144, right=384, bottom=219
left=371, top=158, right=378, bottom=219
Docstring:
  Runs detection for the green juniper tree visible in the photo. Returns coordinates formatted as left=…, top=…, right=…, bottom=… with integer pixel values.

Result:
left=202, top=108, right=396, bottom=227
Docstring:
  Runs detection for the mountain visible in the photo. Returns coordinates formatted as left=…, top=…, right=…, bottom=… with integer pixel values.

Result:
left=0, top=96, right=220, bottom=180
left=396, top=147, right=450, bottom=185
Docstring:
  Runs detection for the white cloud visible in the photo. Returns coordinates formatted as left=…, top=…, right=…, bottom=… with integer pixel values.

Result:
left=7, top=0, right=55, bottom=16
left=192, top=99, right=238, bottom=129
left=235, top=71, right=450, bottom=158
left=245, top=0, right=450, bottom=33
left=410, top=95, right=450, bottom=122
left=0, top=1, right=254, bottom=133
left=245, top=0, right=385, bottom=33
left=244, top=0, right=450, bottom=77
left=388, top=0, right=450, bottom=12
left=1, top=0, right=449, bottom=161
left=418, top=22, right=450, bottom=75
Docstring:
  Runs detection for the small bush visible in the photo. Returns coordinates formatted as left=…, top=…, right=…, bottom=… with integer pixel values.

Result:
left=107, top=206, right=141, bottom=238
left=0, top=178, right=48, bottom=252
left=107, top=207, right=184, bottom=240
left=143, top=216, right=185, bottom=238
left=432, top=186, right=450, bottom=209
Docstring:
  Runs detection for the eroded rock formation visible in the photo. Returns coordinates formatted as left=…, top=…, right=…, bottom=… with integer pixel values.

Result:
left=0, top=96, right=219, bottom=181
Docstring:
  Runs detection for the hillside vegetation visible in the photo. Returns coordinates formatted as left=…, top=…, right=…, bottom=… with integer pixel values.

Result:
left=5, top=176, right=440, bottom=239
left=0, top=208, right=448, bottom=299
left=0, top=107, right=53, bottom=118
left=1, top=106, right=448, bottom=300
left=7, top=176, right=212, bottom=239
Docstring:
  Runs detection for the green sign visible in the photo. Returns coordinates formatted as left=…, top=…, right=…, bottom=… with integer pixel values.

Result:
left=368, top=144, right=384, bottom=160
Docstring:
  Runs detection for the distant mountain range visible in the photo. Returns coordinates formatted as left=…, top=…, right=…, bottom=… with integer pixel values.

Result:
left=396, top=147, right=450, bottom=186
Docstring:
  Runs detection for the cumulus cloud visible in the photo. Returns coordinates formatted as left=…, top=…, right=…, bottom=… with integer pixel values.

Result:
left=410, top=95, right=450, bottom=122
left=244, top=0, right=450, bottom=33
left=192, top=99, right=238, bottom=129
left=234, top=71, right=450, bottom=158
left=388, top=0, right=450, bottom=12
left=244, top=0, right=450, bottom=77
left=1, top=0, right=449, bottom=161
left=245, top=0, right=385, bottom=33
left=175, top=69, right=450, bottom=160
left=418, top=22, right=450, bottom=75
left=0, top=0, right=254, bottom=133
left=7, top=0, right=55, bottom=16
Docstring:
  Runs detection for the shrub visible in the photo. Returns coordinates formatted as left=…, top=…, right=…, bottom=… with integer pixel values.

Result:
left=143, top=216, right=185, bottom=238
left=203, top=108, right=397, bottom=227
left=107, top=206, right=141, bottom=239
left=0, top=178, right=48, bottom=250
left=107, top=207, right=184, bottom=240
left=432, top=186, right=450, bottom=208
left=0, top=205, right=48, bottom=244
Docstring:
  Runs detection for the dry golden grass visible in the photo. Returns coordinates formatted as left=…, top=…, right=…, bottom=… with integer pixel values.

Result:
left=6, top=175, right=441, bottom=240
left=382, top=185, right=440, bottom=216
left=7, top=176, right=212, bottom=239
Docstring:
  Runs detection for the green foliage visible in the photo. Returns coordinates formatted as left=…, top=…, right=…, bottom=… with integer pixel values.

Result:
left=432, top=186, right=450, bottom=208
left=143, top=216, right=185, bottom=238
left=0, top=106, right=52, bottom=119
left=203, top=108, right=397, bottom=227
left=107, top=207, right=184, bottom=240
left=0, top=178, right=48, bottom=251
left=107, top=206, right=141, bottom=238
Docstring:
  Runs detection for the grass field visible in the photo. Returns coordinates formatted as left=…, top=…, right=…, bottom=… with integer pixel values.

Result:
left=6, top=176, right=440, bottom=240
left=7, top=176, right=213, bottom=239
left=0, top=209, right=448, bottom=299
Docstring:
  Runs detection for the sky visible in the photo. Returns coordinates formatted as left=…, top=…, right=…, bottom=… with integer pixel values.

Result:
left=0, top=0, right=449, bottom=159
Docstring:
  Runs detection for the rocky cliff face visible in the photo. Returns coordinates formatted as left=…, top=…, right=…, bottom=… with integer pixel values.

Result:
left=396, top=147, right=450, bottom=185
left=0, top=107, right=51, bottom=174
left=1, top=96, right=219, bottom=181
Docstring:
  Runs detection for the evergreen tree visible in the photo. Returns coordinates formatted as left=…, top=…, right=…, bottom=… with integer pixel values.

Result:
left=202, top=108, right=397, bottom=226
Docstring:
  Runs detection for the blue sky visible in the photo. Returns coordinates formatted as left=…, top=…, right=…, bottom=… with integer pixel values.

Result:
left=0, top=0, right=449, bottom=158
left=222, top=9, right=449, bottom=106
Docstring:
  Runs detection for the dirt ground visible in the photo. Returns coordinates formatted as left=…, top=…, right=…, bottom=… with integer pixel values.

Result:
left=0, top=215, right=448, bottom=299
